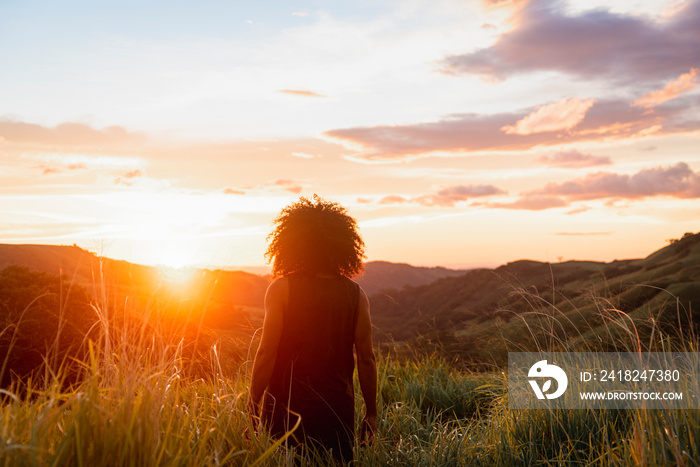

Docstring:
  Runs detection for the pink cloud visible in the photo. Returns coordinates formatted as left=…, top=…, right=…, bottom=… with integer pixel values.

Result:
left=502, top=98, right=595, bottom=135
left=533, top=162, right=700, bottom=200
left=376, top=184, right=506, bottom=207
left=325, top=99, right=699, bottom=160
left=486, top=162, right=700, bottom=211
left=441, top=0, right=700, bottom=84
left=633, top=68, right=700, bottom=109
left=536, top=150, right=612, bottom=168
left=415, top=185, right=506, bottom=206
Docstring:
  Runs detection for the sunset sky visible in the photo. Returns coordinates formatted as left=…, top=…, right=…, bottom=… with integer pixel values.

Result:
left=1, top=0, right=699, bottom=270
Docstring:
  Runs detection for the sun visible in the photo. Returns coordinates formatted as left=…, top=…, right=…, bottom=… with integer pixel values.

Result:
left=158, top=264, right=197, bottom=287
left=159, top=248, right=194, bottom=269
left=153, top=242, right=201, bottom=286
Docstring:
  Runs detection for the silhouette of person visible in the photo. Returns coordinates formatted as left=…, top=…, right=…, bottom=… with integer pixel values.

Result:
left=248, top=195, right=377, bottom=465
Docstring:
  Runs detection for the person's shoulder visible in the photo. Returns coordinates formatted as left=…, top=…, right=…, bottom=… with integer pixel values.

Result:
left=266, top=275, right=290, bottom=296
left=344, top=276, right=368, bottom=299
left=357, top=284, right=369, bottom=302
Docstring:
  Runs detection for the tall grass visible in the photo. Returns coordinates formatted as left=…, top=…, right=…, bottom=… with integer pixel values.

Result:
left=1, top=266, right=699, bottom=466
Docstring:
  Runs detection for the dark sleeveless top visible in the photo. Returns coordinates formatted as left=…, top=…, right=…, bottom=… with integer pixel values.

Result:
left=261, top=273, right=360, bottom=462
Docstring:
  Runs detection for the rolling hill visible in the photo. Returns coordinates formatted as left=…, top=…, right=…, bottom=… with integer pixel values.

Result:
left=369, top=231, right=700, bottom=364
left=355, top=261, right=466, bottom=295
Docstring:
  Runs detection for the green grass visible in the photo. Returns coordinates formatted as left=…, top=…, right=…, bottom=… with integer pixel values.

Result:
left=1, top=275, right=699, bottom=466
left=1, top=352, right=699, bottom=466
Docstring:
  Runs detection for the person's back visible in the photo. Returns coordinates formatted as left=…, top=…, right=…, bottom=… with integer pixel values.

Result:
left=263, top=273, right=359, bottom=462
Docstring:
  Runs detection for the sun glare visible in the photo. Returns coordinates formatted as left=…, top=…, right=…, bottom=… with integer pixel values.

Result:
left=158, top=264, right=197, bottom=287
left=159, top=248, right=193, bottom=269
left=154, top=243, right=200, bottom=286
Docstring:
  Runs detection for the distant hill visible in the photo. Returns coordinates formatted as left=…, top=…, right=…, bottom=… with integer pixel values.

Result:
left=4, top=233, right=700, bottom=367
left=0, top=244, right=98, bottom=283
left=356, top=261, right=466, bottom=295
left=369, top=231, right=700, bottom=364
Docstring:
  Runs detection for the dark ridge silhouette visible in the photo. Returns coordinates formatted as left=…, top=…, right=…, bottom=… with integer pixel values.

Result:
left=369, top=231, right=700, bottom=364
left=356, top=261, right=467, bottom=296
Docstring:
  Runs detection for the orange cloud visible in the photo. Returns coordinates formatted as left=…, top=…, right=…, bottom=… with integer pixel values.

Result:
left=554, top=231, right=611, bottom=236
left=112, top=169, right=145, bottom=186
left=37, top=163, right=88, bottom=175
left=502, top=98, right=595, bottom=135
left=479, top=0, right=531, bottom=13
left=223, top=188, right=246, bottom=195
left=123, top=169, right=143, bottom=179
left=633, top=68, right=700, bottom=109
left=279, top=89, right=326, bottom=98
left=0, top=120, right=146, bottom=147
left=272, top=179, right=303, bottom=194
left=489, top=195, right=568, bottom=211
left=41, top=167, right=62, bottom=175
left=565, top=206, right=591, bottom=215
left=379, top=195, right=409, bottom=205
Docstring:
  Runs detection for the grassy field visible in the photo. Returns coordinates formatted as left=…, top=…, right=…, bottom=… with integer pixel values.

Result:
left=1, top=271, right=699, bottom=466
